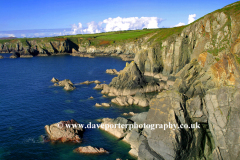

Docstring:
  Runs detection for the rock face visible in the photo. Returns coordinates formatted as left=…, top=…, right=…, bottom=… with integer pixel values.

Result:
left=137, top=58, right=240, bottom=160
left=98, top=2, right=240, bottom=157
left=45, top=119, right=83, bottom=143
left=73, top=146, right=108, bottom=154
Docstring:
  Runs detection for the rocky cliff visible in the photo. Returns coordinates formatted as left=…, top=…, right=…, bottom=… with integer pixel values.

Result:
left=100, top=2, right=240, bottom=160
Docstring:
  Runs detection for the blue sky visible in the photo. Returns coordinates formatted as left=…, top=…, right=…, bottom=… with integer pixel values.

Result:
left=0, top=0, right=237, bottom=38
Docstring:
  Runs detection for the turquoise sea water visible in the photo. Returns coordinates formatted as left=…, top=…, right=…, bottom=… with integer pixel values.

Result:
left=0, top=54, right=148, bottom=160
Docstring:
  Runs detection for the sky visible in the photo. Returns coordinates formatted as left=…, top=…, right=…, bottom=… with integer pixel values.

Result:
left=0, top=0, right=238, bottom=38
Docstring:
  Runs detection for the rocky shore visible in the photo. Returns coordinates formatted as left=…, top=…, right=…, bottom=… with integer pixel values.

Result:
left=91, top=3, right=240, bottom=159
left=38, top=2, right=240, bottom=159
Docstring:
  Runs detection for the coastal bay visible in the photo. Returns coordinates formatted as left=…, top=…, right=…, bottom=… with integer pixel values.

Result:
left=0, top=55, right=148, bottom=160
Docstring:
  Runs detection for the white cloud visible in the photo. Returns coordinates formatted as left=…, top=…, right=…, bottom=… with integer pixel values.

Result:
left=21, top=34, right=26, bottom=37
left=103, top=17, right=161, bottom=32
left=188, top=14, right=196, bottom=24
left=174, top=14, right=196, bottom=27
left=0, top=33, right=15, bottom=37
left=34, top=33, right=46, bottom=37
left=71, top=16, right=163, bottom=34
left=175, top=22, right=185, bottom=27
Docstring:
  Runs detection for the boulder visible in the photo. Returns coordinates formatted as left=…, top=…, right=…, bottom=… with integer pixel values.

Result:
left=101, top=103, right=111, bottom=107
left=73, top=146, right=108, bottom=154
left=81, top=80, right=101, bottom=85
left=56, top=79, right=75, bottom=91
left=106, top=69, right=119, bottom=75
left=93, top=80, right=101, bottom=84
left=58, top=79, right=74, bottom=86
left=95, top=103, right=102, bottom=107
left=51, top=77, right=59, bottom=83
left=63, top=83, right=76, bottom=91
left=10, top=55, right=18, bottom=58
left=122, top=112, right=136, bottom=116
left=80, top=80, right=93, bottom=85
left=129, top=112, right=135, bottom=116
left=45, top=119, right=83, bottom=143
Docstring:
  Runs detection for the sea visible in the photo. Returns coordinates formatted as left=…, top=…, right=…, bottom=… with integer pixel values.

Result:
left=0, top=54, right=149, bottom=160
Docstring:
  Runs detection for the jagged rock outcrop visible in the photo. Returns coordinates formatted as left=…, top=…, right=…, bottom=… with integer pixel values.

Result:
left=55, top=79, right=76, bottom=91
left=51, top=77, right=59, bottom=83
left=100, top=61, right=163, bottom=96
left=45, top=119, right=83, bottom=143
left=64, top=83, right=75, bottom=91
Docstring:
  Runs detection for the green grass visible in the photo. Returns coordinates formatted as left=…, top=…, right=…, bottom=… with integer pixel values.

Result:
left=95, top=30, right=156, bottom=41
left=1, top=1, right=240, bottom=50
left=60, top=29, right=158, bottom=44
left=148, top=26, right=186, bottom=44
